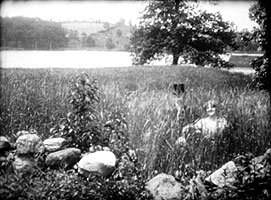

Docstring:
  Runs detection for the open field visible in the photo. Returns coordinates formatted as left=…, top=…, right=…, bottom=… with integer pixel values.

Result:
left=1, top=65, right=270, bottom=176
left=62, top=22, right=105, bottom=35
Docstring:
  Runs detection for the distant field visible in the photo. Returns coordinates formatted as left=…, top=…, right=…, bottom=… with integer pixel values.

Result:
left=62, top=22, right=105, bottom=35
left=229, top=53, right=263, bottom=68
left=1, top=66, right=270, bottom=176
left=92, top=24, right=131, bottom=50
left=61, top=22, right=132, bottom=50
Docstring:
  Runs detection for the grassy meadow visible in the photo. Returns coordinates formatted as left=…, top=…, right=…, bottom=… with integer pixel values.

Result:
left=1, top=65, right=270, bottom=177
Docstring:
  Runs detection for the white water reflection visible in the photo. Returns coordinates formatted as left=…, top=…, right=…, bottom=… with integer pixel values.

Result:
left=1, top=50, right=133, bottom=68
left=0, top=50, right=258, bottom=75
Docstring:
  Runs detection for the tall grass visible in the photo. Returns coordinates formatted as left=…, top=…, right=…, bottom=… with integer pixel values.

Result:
left=1, top=66, right=270, bottom=178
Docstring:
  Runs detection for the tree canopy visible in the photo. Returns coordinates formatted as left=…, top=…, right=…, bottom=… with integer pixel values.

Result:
left=130, top=0, right=236, bottom=67
left=1, top=17, right=67, bottom=50
left=248, top=2, right=271, bottom=93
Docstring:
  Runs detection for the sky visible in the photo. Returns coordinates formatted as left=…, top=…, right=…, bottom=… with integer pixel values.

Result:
left=1, top=0, right=258, bottom=31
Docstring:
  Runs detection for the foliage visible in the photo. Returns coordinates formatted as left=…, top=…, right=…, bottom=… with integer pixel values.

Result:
left=0, top=70, right=153, bottom=199
left=103, top=22, right=110, bottom=30
left=0, top=17, right=67, bottom=50
left=52, top=73, right=101, bottom=152
left=0, top=69, right=70, bottom=139
left=234, top=29, right=261, bottom=52
left=105, top=37, right=116, bottom=49
left=130, top=0, right=236, bottom=67
left=1, top=66, right=270, bottom=199
left=1, top=66, right=270, bottom=175
left=0, top=169, right=153, bottom=200
left=116, top=29, right=122, bottom=37
left=0, top=17, right=132, bottom=51
left=102, top=111, right=131, bottom=158
left=86, top=35, right=96, bottom=47
left=207, top=152, right=271, bottom=200
left=248, top=2, right=271, bottom=93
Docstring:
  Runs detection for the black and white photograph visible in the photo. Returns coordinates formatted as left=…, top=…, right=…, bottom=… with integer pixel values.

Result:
left=1, top=0, right=270, bottom=199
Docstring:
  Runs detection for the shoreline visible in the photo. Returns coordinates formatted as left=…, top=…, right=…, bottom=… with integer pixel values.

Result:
left=0, top=47, right=128, bottom=52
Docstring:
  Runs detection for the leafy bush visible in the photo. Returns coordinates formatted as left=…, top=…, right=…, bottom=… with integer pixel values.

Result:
left=51, top=73, right=101, bottom=152
left=251, top=56, right=270, bottom=91
left=0, top=71, right=153, bottom=200
left=0, top=169, right=152, bottom=200
left=207, top=152, right=271, bottom=200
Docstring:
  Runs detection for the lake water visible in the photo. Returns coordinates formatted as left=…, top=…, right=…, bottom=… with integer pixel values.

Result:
left=0, top=50, right=134, bottom=68
left=0, top=50, right=256, bottom=74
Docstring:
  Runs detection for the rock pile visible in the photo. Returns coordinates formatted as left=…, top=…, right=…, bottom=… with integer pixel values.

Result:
left=146, top=148, right=271, bottom=200
left=0, top=130, right=118, bottom=177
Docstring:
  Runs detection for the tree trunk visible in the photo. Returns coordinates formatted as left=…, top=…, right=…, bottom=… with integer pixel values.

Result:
left=172, top=54, right=179, bottom=65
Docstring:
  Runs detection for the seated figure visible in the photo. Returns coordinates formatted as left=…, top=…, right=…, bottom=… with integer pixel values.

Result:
left=181, top=100, right=228, bottom=139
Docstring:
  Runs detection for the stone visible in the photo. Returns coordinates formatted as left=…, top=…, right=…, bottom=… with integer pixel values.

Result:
left=13, top=156, right=35, bottom=175
left=78, top=150, right=116, bottom=177
left=146, top=173, right=185, bottom=200
left=205, top=161, right=237, bottom=187
left=43, top=137, right=66, bottom=152
left=45, top=147, right=81, bottom=168
left=252, top=148, right=271, bottom=164
left=16, top=133, right=44, bottom=155
left=0, top=136, right=12, bottom=152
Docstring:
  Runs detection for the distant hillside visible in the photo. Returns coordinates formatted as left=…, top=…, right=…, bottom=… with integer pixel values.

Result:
left=91, top=24, right=132, bottom=51
left=61, top=21, right=133, bottom=51
left=61, top=22, right=105, bottom=35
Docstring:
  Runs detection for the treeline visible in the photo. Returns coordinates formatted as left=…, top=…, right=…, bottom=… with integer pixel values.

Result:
left=0, top=17, right=67, bottom=50
left=235, top=29, right=262, bottom=52
left=0, top=16, right=130, bottom=51
left=65, top=20, right=131, bottom=51
left=0, top=16, right=261, bottom=52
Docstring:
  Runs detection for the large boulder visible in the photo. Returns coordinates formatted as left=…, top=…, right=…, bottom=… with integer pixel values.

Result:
left=252, top=148, right=271, bottom=164
left=43, top=137, right=66, bottom=152
left=205, top=161, right=237, bottom=187
left=45, top=148, right=81, bottom=168
left=13, top=156, right=35, bottom=175
left=146, top=173, right=185, bottom=200
left=78, top=150, right=116, bottom=177
left=16, top=133, right=44, bottom=155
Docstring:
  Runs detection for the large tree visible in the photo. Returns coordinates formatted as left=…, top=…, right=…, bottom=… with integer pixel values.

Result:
left=130, top=0, right=236, bottom=67
left=248, top=1, right=271, bottom=95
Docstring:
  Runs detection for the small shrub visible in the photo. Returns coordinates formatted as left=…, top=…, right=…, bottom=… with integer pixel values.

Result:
left=251, top=56, right=270, bottom=91
left=52, top=72, right=101, bottom=152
